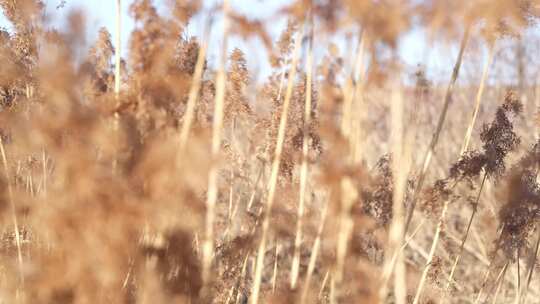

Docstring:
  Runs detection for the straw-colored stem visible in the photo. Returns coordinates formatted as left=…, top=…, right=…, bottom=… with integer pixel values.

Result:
left=474, top=226, right=506, bottom=304
left=491, top=262, right=509, bottom=304
left=404, top=25, right=471, bottom=233
left=250, top=24, right=304, bottom=304
left=202, top=0, right=230, bottom=287
left=380, top=83, right=409, bottom=304
left=246, top=161, right=264, bottom=212
left=412, top=197, right=450, bottom=304
left=335, top=31, right=366, bottom=286
left=41, top=149, right=47, bottom=197
left=115, top=0, right=121, bottom=96
left=460, top=43, right=495, bottom=155
left=0, top=137, right=24, bottom=285
left=522, top=227, right=540, bottom=303
left=391, top=96, right=407, bottom=304
left=235, top=253, right=250, bottom=304
left=290, top=25, right=313, bottom=290
left=444, top=172, right=488, bottom=294
left=329, top=274, right=336, bottom=304
left=381, top=219, right=426, bottom=298
left=178, top=20, right=211, bottom=150
left=300, top=199, right=329, bottom=304
left=228, top=120, right=235, bottom=221
left=515, top=249, right=521, bottom=304
left=271, top=242, right=280, bottom=293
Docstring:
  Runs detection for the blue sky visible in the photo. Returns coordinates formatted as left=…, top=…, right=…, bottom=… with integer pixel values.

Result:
left=2, top=0, right=530, bottom=84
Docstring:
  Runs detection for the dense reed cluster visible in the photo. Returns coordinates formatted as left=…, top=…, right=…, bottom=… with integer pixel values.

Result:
left=1, top=0, right=540, bottom=303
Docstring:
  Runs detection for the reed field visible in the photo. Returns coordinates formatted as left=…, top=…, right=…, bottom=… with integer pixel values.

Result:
left=2, top=0, right=540, bottom=303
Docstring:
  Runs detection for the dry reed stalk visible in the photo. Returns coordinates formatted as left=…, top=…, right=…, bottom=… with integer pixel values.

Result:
left=335, top=31, right=366, bottom=286
left=380, top=219, right=426, bottom=291
left=225, top=285, right=235, bottom=304
left=300, top=197, right=329, bottom=304
left=0, top=137, right=23, bottom=286
left=246, top=161, right=264, bottom=211
left=202, top=0, right=230, bottom=287
left=411, top=195, right=450, bottom=304
left=474, top=225, right=506, bottom=304
left=460, top=42, right=495, bottom=155
left=228, top=124, right=235, bottom=221
left=115, top=0, right=121, bottom=96
left=444, top=173, right=488, bottom=293
left=522, top=228, right=540, bottom=303
left=380, top=82, right=409, bottom=304
left=350, top=35, right=367, bottom=165
left=250, top=23, right=304, bottom=304
left=41, top=149, right=47, bottom=197
left=413, top=29, right=497, bottom=304
left=290, top=20, right=314, bottom=290
left=515, top=250, right=521, bottom=304
left=319, top=269, right=330, bottom=299
left=404, top=25, right=471, bottom=233
left=491, top=262, right=510, bottom=304
left=271, top=242, right=280, bottom=293
left=421, top=173, right=489, bottom=303
left=178, top=18, right=211, bottom=150
left=235, top=253, right=250, bottom=304
left=111, top=0, right=122, bottom=174
left=446, top=229, right=489, bottom=265
left=475, top=263, right=496, bottom=303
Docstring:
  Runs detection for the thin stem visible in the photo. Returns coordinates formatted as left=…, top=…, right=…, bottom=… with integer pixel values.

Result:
left=0, top=137, right=24, bottom=286
left=202, top=0, right=230, bottom=287
left=474, top=225, right=506, bottom=304
left=522, top=227, right=540, bottom=303
left=491, top=262, right=509, bottom=304
left=290, top=24, right=313, bottom=290
left=404, top=25, right=471, bottom=234
left=178, top=18, right=211, bottom=150
left=335, top=30, right=366, bottom=286
left=380, top=80, right=409, bottom=304
left=115, top=0, right=121, bottom=96
left=300, top=196, right=329, bottom=304
left=250, top=24, right=304, bottom=304
left=246, top=161, right=264, bottom=212
left=412, top=196, right=451, bottom=304
left=444, top=172, right=488, bottom=294
left=41, top=148, right=47, bottom=197
left=271, top=242, right=280, bottom=293
left=515, top=249, right=521, bottom=304
left=460, top=42, right=495, bottom=155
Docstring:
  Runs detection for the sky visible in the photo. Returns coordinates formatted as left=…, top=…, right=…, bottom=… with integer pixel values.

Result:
left=1, top=0, right=535, bottom=84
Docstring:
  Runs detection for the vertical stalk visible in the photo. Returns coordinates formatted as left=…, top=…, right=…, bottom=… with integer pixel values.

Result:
left=460, top=42, right=495, bottom=155
left=381, top=81, right=409, bottom=304
left=522, top=228, right=540, bottom=303
left=335, top=31, right=366, bottom=287
left=290, top=18, right=314, bottom=290
left=250, top=23, right=304, bottom=304
left=179, top=19, right=211, bottom=150
left=444, top=173, right=488, bottom=295
left=404, top=25, right=471, bottom=233
left=474, top=225, right=506, bottom=304
left=202, top=0, right=230, bottom=287
left=0, top=137, right=23, bottom=286
left=300, top=198, right=329, bottom=304
left=115, top=0, right=121, bottom=96
left=491, top=262, right=509, bottom=304
left=411, top=196, right=450, bottom=304
left=271, top=242, right=280, bottom=293
left=515, top=249, right=521, bottom=304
